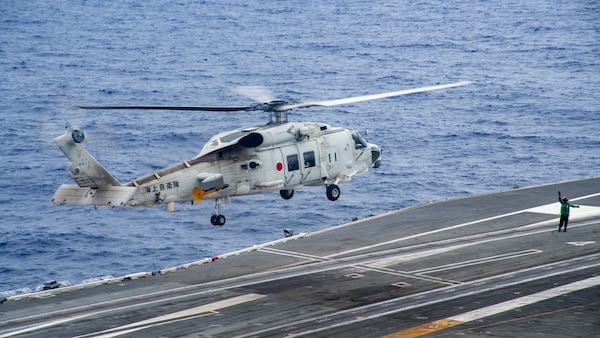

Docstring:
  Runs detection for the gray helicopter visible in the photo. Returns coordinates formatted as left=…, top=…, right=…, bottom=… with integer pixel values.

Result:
left=52, top=81, right=471, bottom=225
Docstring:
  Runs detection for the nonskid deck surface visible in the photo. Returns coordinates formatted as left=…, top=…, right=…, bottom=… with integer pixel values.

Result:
left=2, top=177, right=599, bottom=337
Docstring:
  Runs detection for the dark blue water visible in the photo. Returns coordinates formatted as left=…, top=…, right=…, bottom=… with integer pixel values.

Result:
left=1, top=1, right=598, bottom=293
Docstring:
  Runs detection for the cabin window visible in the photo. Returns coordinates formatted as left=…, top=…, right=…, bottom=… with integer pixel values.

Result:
left=287, top=154, right=299, bottom=171
left=303, top=151, right=315, bottom=168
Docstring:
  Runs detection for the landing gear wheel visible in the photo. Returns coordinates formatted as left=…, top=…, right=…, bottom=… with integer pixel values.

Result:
left=210, top=198, right=226, bottom=226
left=280, top=189, right=294, bottom=200
left=326, top=184, right=340, bottom=201
left=211, top=214, right=226, bottom=226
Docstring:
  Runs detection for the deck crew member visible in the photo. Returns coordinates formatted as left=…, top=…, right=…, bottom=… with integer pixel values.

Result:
left=558, top=191, right=579, bottom=232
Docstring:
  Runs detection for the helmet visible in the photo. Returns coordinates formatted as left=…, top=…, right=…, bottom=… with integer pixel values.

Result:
left=563, top=197, right=568, bottom=202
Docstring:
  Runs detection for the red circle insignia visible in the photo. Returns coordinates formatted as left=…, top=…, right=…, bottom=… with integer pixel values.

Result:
left=276, top=162, right=283, bottom=171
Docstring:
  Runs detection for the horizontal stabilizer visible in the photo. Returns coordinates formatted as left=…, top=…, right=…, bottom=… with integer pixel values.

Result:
left=51, top=184, right=137, bottom=206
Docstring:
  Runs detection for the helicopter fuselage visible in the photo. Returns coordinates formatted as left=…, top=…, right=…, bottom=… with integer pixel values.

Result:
left=127, top=121, right=381, bottom=208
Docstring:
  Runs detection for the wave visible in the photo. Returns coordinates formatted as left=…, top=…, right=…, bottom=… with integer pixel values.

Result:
left=1, top=0, right=599, bottom=292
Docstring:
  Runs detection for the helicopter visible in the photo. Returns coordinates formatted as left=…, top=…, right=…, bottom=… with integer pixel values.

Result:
left=52, top=81, right=471, bottom=226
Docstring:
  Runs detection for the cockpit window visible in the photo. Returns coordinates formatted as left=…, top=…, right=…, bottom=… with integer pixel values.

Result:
left=352, top=132, right=368, bottom=149
left=303, top=151, right=315, bottom=168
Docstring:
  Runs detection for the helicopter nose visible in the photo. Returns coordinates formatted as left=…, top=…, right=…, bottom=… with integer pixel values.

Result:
left=371, top=145, right=382, bottom=168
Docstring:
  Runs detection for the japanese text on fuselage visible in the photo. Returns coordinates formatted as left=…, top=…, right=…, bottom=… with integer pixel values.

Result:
left=145, top=180, right=179, bottom=193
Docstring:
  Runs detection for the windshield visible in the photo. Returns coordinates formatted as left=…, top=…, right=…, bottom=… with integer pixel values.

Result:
left=352, top=132, right=368, bottom=149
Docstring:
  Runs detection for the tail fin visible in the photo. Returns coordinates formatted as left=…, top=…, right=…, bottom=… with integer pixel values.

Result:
left=52, top=128, right=136, bottom=206
left=54, top=128, right=121, bottom=188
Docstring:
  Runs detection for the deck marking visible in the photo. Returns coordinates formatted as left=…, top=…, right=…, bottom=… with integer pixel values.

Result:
left=366, top=247, right=459, bottom=268
left=325, top=210, right=526, bottom=258
left=382, top=319, right=462, bottom=337
left=356, top=264, right=462, bottom=286
left=449, top=276, right=600, bottom=322
left=444, top=301, right=600, bottom=336
left=327, top=192, right=600, bottom=259
left=382, top=276, right=600, bottom=338
left=242, top=254, right=600, bottom=337
left=260, top=247, right=330, bottom=261
left=526, top=204, right=600, bottom=217
left=82, top=293, right=266, bottom=338
left=526, top=192, right=600, bottom=216
left=409, top=249, right=542, bottom=274
left=566, top=241, right=596, bottom=246
left=87, top=312, right=217, bottom=338
left=4, top=293, right=265, bottom=338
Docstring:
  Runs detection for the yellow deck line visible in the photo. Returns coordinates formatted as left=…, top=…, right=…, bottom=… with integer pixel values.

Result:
left=382, top=276, right=600, bottom=338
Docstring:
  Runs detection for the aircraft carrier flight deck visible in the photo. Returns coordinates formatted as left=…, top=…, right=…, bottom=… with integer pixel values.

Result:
left=1, top=177, right=599, bottom=337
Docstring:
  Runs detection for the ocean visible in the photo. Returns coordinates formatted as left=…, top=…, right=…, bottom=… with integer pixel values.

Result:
left=1, top=0, right=598, bottom=293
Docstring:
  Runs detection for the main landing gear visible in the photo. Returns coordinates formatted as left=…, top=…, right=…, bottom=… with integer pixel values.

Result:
left=280, top=189, right=294, bottom=199
left=279, top=184, right=340, bottom=201
left=210, top=198, right=226, bottom=226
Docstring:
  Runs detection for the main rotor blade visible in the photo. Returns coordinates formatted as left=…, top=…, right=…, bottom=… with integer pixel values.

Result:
left=75, top=105, right=253, bottom=112
left=277, top=81, right=473, bottom=111
left=74, top=81, right=473, bottom=114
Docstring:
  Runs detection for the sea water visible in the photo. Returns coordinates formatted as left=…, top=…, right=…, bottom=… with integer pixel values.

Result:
left=0, top=0, right=598, bottom=292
